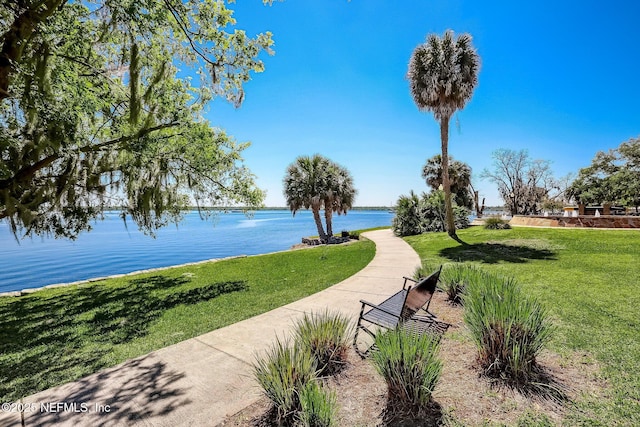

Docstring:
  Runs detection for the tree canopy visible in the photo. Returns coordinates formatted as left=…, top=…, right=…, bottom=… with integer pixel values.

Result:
left=481, top=149, right=557, bottom=215
left=407, top=30, right=479, bottom=239
left=568, top=137, right=640, bottom=209
left=421, top=154, right=473, bottom=210
left=1, top=0, right=273, bottom=238
left=283, top=154, right=356, bottom=242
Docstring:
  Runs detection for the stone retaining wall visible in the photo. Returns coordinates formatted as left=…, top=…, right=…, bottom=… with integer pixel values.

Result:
left=510, top=215, right=640, bottom=228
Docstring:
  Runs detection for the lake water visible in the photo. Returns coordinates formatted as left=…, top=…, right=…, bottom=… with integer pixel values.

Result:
left=0, top=210, right=394, bottom=294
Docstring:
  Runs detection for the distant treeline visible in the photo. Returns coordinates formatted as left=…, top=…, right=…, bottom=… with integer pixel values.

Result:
left=186, top=206, right=393, bottom=211
left=104, top=206, right=507, bottom=212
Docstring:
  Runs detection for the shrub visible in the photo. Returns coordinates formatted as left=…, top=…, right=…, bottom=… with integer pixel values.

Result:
left=392, top=190, right=470, bottom=236
left=439, top=263, right=483, bottom=304
left=348, top=230, right=360, bottom=240
left=297, top=381, right=338, bottom=427
left=370, top=326, right=442, bottom=416
left=392, top=191, right=424, bottom=236
left=252, top=338, right=317, bottom=423
left=420, top=190, right=470, bottom=233
left=484, top=216, right=511, bottom=229
left=293, top=310, right=352, bottom=377
left=463, top=271, right=554, bottom=385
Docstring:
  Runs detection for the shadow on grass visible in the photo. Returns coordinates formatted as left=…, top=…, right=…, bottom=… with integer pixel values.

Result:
left=439, top=242, right=557, bottom=264
left=0, top=276, right=248, bottom=401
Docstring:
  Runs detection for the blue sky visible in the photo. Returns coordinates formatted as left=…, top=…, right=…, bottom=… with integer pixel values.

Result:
left=208, top=0, right=640, bottom=207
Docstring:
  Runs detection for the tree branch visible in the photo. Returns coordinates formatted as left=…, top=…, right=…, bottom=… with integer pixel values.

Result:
left=162, top=0, right=220, bottom=81
left=0, top=121, right=180, bottom=191
left=84, top=121, right=180, bottom=152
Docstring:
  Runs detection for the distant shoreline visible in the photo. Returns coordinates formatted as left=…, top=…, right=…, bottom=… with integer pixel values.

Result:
left=100, top=206, right=396, bottom=212
left=192, top=206, right=395, bottom=211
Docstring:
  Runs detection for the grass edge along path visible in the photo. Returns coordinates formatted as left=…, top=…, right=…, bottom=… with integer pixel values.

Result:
left=0, top=238, right=375, bottom=402
left=404, top=226, right=640, bottom=426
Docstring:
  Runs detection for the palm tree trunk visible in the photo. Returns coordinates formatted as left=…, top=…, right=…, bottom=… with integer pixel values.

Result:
left=440, top=116, right=457, bottom=239
left=312, top=208, right=328, bottom=242
left=324, top=208, right=333, bottom=238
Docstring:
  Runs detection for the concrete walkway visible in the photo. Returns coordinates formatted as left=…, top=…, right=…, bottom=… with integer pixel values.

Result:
left=3, top=229, right=420, bottom=427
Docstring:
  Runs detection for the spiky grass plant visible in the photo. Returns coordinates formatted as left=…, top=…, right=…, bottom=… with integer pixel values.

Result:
left=297, top=380, right=338, bottom=427
left=371, top=326, right=442, bottom=416
left=293, top=310, right=352, bottom=376
left=412, top=259, right=439, bottom=281
left=253, top=338, right=317, bottom=424
left=439, top=262, right=482, bottom=304
left=463, top=271, right=554, bottom=386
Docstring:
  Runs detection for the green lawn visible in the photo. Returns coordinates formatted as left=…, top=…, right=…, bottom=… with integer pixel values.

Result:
left=404, top=226, right=640, bottom=425
left=0, top=239, right=375, bottom=402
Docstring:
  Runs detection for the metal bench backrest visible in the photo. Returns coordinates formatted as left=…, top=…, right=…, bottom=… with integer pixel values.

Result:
left=402, top=267, right=441, bottom=319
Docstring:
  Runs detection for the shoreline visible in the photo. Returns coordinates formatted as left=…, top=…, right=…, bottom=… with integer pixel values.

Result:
left=0, top=238, right=359, bottom=298
left=0, top=210, right=393, bottom=295
left=0, top=254, right=248, bottom=298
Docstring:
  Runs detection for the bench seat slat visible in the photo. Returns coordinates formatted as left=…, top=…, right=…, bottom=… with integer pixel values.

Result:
left=361, top=289, right=406, bottom=328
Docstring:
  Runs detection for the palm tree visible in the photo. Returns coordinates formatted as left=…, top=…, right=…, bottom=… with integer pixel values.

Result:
left=323, top=162, right=357, bottom=237
left=407, top=30, right=480, bottom=239
left=283, top=154, right=356, bottom=242
left=283, top=155, right=331, bottom=241
left=422, top=154, right=473, bottom=210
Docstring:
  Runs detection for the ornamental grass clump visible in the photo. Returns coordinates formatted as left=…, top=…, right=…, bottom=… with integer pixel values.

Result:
left=252, top=338, right=317, bottom=424
left=371, top=326, right=442, bottom=416
left=297, top=381, right=338, bottom=427
left=463, top=271, right=554, bottom=386
left=439, top=262, right=483, bottom=304
left=293, top=310, right=352, bottom=376
left=412, top=260, right=439, bottom=281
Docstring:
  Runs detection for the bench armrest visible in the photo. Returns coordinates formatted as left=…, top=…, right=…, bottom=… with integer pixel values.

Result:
left=403, top=276, right=418, bottom=289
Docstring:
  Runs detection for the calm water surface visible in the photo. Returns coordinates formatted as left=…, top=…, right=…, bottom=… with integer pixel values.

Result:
left=0, top=210, right=393, bottom=293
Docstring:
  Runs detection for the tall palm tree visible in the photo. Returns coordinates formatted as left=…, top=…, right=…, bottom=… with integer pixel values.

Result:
left=283, top=154, right=356, bottom=242
left=407, top=30, right=480, bottom=239
left=283, top=154, right=331, bottom=241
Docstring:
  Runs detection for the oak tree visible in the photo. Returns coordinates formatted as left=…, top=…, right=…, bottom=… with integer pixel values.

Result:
left=568, top=137, right=640, bottom=211
left=481, top=149, right=557, bottom=215
left=1, top=0, right=274, bottom=238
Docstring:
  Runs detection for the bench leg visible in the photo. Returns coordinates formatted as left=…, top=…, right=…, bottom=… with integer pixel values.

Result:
left=353, top=324, right=378, bottom=358
left=353, top=303, right=376, bottom=358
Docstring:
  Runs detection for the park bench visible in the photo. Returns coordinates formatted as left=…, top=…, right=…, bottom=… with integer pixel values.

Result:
left=353, top=266, right=447, bottom=356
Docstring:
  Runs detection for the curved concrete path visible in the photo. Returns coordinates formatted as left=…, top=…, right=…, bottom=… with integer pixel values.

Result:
left=3, top=229, right=420, bottom=427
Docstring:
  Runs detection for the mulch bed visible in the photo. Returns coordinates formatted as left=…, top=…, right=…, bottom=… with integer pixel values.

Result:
left=218, top=291, right=606, bottom=426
